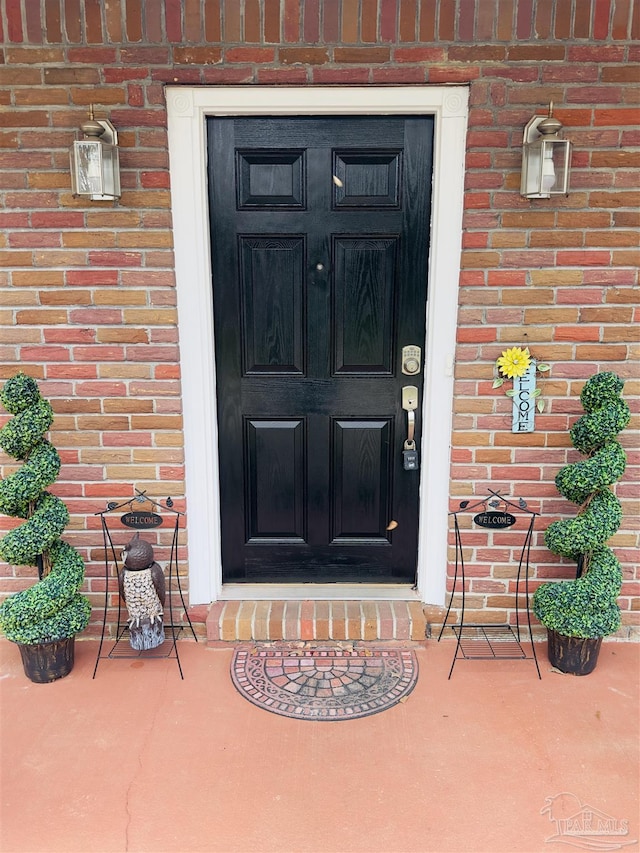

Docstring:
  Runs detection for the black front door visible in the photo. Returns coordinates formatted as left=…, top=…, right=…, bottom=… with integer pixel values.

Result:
left=207, top=116, right=433, bottom=583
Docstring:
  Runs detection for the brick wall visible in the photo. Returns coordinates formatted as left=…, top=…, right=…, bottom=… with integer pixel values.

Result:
left=1, top=0, right=638, bottom=640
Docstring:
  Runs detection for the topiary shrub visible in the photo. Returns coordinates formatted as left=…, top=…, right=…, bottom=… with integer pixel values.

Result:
left=533, top=372, right=630, bottom=638
left=0, top=373, right=91, bottom=645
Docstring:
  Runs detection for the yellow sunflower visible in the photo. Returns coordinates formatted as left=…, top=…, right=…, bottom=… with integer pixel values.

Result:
left=496, top=346, right=531, bottom=379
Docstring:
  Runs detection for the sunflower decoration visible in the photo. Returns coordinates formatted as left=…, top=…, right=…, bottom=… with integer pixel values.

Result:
left=493, top=346, right=550, bottom=412
left=496, top=346, right=531, bottom=379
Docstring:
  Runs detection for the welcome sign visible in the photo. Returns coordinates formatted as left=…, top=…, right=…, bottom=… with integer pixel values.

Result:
left=512, top=361, right=537, bottom=433
left=120, top=511, right=163, bottom=529
left=473, top=510, right=516, bottom=529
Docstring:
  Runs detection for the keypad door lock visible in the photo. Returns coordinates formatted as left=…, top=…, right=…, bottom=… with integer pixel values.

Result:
left=401, top=345, right=422, bottom=375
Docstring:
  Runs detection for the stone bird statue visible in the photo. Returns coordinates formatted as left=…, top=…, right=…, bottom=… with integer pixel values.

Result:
left=119, top=533, right=165, bottom=651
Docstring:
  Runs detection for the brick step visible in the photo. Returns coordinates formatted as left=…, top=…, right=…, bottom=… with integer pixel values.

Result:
left=206, top=600, right=428, bottom=643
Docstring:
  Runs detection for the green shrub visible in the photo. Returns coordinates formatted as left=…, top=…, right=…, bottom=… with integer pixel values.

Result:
left=554, top=442, right=626, bottom=506
left=544, top=488, right=622, bottom=561
left=533, top=371, right=630, bottom=639
left=0, top=374, right=90, bottom=645
left=532, top=546, right=622, bottom=638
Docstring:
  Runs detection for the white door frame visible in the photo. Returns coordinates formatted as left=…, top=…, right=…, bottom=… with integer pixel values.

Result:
left=167, top=86, right=468, bottom=606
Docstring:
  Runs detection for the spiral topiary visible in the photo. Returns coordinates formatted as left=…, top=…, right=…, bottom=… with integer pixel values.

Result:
left=0, top=373, right=91, bottom=645
left=533, top=372, right=630, bottom=638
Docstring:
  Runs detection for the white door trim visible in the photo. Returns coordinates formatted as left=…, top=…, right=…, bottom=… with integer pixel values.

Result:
left=167, top=86, right=468, bottom=606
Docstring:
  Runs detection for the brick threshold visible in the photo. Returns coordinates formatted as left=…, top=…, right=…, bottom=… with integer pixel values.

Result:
left=206, top=600, right=428, bottom=643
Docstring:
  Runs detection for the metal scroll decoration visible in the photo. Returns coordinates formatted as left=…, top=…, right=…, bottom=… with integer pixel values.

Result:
left=93, top=490, right=196, bottom=678
left=438, top=489, right=541, bottom=679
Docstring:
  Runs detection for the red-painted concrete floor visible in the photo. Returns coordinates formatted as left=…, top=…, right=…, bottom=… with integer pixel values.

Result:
left=1, top=638, right=638, bottom=853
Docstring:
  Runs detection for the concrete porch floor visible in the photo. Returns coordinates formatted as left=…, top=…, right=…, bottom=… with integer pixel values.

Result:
left=1, top=638, right=638, bottom=853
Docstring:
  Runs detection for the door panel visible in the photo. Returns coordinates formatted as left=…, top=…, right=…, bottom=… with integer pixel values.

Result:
left=332, top=419, right=392, bottom=541
left=208, top=116, right=433, bottom=583
left=240, top=236, right=305, bottom=374
left=333, top=236, right=397, bottom=374
left=333, top=150, right=401, bottom=208
left=236, top=149, right=305, bottom=209
left=245, top=419, right=305, bottom=541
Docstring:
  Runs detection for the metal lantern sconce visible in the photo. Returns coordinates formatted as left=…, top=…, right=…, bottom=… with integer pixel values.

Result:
left=520, top=103, right=572, bottom=199
left=70, top=106, right=121, bottom=201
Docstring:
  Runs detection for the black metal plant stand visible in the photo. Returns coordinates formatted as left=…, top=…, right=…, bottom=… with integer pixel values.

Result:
left=438, top=489, right=541, bottom=679
left=93, top=491, right=197, bottom=679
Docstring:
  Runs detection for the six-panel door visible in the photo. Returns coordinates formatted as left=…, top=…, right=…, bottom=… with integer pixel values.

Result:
left=208, top=116, right=433, bottom=583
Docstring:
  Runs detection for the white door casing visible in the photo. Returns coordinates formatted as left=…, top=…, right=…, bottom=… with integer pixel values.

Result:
left=166, top=86, right=468, bottom=606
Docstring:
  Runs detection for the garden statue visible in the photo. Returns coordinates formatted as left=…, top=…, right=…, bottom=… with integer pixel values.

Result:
left=119, top=532, right=165, bottom=651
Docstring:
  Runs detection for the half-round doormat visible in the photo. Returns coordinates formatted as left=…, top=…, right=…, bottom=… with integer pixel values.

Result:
left=231, top=646, right=418, bottom=721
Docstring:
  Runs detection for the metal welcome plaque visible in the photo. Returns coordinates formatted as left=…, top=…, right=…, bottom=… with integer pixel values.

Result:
left=120, top=511, right=163, bottom=529
left=473, top=510, right=517, bottom=529
left=512, top=360, right=537, bottom=433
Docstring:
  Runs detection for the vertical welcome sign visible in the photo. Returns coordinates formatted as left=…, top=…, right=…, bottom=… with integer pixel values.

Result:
left=512, top=360, right=537, bottom=433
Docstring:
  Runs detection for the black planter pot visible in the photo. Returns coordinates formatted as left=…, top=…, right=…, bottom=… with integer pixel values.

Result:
left=17, top=636, right=75, bottom=683
left=546, top=629, right=602, bottom=676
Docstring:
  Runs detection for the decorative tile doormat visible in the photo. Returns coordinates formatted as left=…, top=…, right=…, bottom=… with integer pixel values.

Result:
left=231, top=646, right=418, bottom=721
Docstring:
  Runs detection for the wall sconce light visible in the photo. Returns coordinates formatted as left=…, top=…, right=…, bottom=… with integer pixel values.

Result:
left=70, top=106, right=121, bottom=201
left=520, top=103, right=572, bottom=199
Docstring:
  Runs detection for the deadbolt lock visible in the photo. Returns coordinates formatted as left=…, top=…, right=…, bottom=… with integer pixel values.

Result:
left=401, top=345, right=422, bottom=375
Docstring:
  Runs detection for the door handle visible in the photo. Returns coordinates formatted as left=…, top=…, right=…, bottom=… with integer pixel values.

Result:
left=401, top=386, right=419, bottom=470
left=406, top=409, right=415, bottom=445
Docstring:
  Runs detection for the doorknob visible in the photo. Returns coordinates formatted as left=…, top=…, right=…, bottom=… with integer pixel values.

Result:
left=402, top=386, right=419, bottom=470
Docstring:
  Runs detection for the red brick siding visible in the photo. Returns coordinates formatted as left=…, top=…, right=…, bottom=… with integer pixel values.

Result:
left=0, top=0, right=638, bottom=639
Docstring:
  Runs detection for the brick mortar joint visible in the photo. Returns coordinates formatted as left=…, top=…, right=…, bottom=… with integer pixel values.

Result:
left=4, top=37, right=635, bottom=54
